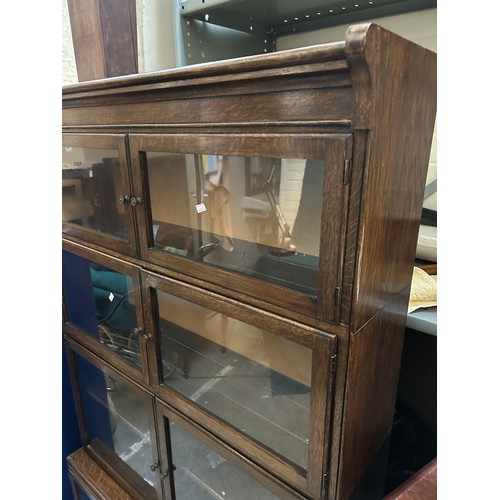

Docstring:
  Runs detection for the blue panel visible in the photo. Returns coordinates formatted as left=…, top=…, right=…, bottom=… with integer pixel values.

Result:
left=62, top=251, right=136, bottom=339
left=62, top=342, right=82, bottom=500
left=74, top=352, right=114, bottom=450
left=62, top=251, right=99, bottom=337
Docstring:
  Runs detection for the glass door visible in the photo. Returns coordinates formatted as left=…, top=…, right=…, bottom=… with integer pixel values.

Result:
left=66, top=341, right=161, bottom=499
left=142, top=270, right=337, bottom=498
left=130, top=134, right=351, bottom=321
left=63, top=240, right=150, bottom=385
left=155, top=401, right=300, bottom=500
left=62, top=134, right=137, bottom=256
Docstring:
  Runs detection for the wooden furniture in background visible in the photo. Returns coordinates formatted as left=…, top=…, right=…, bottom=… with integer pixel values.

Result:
left=62, top=23, right=436, bottom=499
left=67, top=0, right=138, bottom=81
left=384, top=458, right=437, bottom=500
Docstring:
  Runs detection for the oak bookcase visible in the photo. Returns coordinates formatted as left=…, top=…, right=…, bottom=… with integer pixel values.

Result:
left=62, top=23, right=436, bottom=500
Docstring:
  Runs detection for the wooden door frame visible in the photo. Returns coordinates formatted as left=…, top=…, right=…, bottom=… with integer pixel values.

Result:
left=129, top=133, right=351, bottom=323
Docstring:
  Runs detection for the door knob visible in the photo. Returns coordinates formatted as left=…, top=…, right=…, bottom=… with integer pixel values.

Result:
left=130, top=196, right=143, bottom=207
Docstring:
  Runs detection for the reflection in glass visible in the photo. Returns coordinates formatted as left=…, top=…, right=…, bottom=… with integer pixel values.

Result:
left=62, top=251, right=140, bottom=369
left=74, top=353, right=156, bottom=487
left=62, top=146, right=127, bottom=239
left=144, top=152, right=323, bottom=295
left=169, top=419, right=280, bottom=500
left=157, top=290, right=312, bottom=471
left=74, top=483, right=96, bottom=500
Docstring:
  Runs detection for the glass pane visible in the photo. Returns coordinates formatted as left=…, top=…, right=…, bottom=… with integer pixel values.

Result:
left=62, top=145, right=128, bottom=239
left=157, top=290, right=311, bottom=471
left=145, top=152, right=323, bottom=295
left=74, top=352, right=156, bottom=488
left=75, top=483, right=96, bottom=500
left=62, top=250, right=141, bottom=370
left=169, top=419, right=281, bottom=500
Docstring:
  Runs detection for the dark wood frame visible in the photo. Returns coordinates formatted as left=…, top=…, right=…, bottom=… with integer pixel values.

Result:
left=62, top=22, right=437, bottom=500
left=129, top=133, right=351, bottom=323
left=155, top=399, right=309, bottom=500
left=141, top=269, right=337, bottom=498
left=65, top=337, right=161, bottom=500
left=67, top=451, right=136, bottom=500
left=62, top=239, right=150, bottom=385
left=68, top=465, right=103, bottom=500
left=66, top=0, right=138, bottom=82
left=62, top=134, right=138, bottom=257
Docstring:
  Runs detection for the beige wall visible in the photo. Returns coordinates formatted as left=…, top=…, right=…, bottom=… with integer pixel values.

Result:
left=62, top=0, right=78, bottom=85
left=136, top=0, right=177, bottom=73
left=278, top=8, right=437, bottom=211
left=276, top=8, right=436, bottom=52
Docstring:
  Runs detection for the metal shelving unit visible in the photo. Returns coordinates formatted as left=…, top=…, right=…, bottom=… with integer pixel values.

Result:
left=175, top=0, right=436, bottom=65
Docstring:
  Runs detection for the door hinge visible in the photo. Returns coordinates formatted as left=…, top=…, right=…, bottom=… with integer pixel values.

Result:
left=343, top=159, right=352, bottom=185
left=333, top=285, right=342, bottom=323
left=334, top=286, right=342, bottom=305
left=323, top=471, right=330, bottom=491
left=331, top=354, right=337, bottom=376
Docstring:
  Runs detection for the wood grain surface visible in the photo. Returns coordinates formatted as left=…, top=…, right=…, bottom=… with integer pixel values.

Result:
left=68, top=448, right=135, bottom=500
left=62, top=22, right=437, bottom=500
left=384, top=458, right=437, bottom=500
left=345, top=23, right=437, bottom=333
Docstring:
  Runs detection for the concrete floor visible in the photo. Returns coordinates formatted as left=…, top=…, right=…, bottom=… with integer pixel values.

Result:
left=107, top=378, right=156, bottom=487
left=161, top=328, right=311, bottom=470
left=104, top=329, right=311, bottom=498
left=168, top=418, right=280, bottom=500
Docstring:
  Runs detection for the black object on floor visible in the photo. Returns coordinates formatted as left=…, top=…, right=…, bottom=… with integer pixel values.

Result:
left=383, top=399, right=437, bottom=495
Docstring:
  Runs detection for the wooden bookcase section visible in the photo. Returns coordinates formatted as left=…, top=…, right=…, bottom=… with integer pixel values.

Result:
left=62, top=23, right=436, bottom=500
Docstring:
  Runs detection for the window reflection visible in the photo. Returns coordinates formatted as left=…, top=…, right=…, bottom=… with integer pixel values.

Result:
left=62, top=146, right=127, bottom=239
left=145, top=152, right=323, bottom=295
left=74, top=484, right=96, bottom=500
left=157, top=290, right=311, bottom=471
left=62, top=251, right=140, bottom=369
left=74, top=353, right=156, bottom=487
left=169, top=419, right=280, bottom=500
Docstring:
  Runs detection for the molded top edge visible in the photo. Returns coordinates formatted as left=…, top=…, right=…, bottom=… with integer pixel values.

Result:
left=62, top=39, right=347, bottom=96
